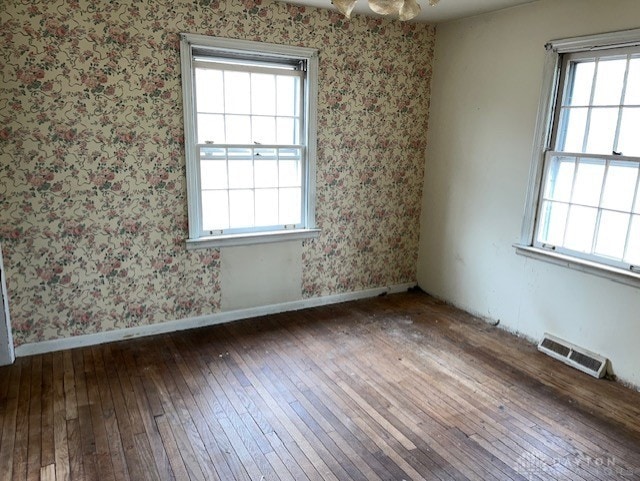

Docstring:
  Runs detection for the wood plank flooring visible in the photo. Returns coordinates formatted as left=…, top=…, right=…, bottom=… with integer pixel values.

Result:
left=1, top=291, right=640, bottom=480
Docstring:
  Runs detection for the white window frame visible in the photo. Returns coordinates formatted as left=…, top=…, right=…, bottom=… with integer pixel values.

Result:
left=180, top=33, right=320, bottom=249
left=516, top=28, right=640, bottom=287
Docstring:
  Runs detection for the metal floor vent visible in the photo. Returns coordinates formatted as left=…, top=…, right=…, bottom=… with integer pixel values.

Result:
left=538, top=333, right=608, bottom=379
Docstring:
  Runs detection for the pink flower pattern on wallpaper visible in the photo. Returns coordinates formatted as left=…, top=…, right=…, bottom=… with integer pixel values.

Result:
left=0, top=0, right=435, bottom=345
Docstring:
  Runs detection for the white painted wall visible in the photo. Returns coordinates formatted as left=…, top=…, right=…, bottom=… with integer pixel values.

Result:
left=418, top=0, right=640, bottom=386
left=220, top=242, right=303, bottom=311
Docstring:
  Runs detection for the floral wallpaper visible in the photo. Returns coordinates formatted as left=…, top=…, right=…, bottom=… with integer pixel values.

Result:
left=0, top=0, right=435, bottom=346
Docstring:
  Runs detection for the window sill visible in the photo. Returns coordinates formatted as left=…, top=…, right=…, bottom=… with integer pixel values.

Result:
left=514, top=244, right=640, bottom=289
left=186, top=228, right=321, bottom=250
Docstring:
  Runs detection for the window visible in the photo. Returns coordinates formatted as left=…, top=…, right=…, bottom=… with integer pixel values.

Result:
left=519, top=29, right=640, bottom=284
left=180, top=34, right=319, bottom=248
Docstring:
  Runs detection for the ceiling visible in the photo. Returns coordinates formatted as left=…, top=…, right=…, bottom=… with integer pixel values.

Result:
left=281, top=0, right=538, bottom=23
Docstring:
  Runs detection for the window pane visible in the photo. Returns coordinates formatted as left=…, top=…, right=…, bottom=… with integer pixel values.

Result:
left=195, top=69, right=224, bottom=113
left=255, top=189, right=279, bottom=226
left=624, top=215, right=640, bottom=265
left=556, top=108, right=587, bottom=152
left=279, top=159, right=301, bottom=187
left=225, top=115, right=251, bottom=144
left=565, top=61, right=595, bottom=106
left=228, top=160, right=253, bottom=188
left=617, top=108, right=640, bottom=157
left=185, top=41, right=314, bottom=240
left=252, top=116, right=276, bottom=144
left=201, top=160, right=228, bottom=189
left=595, top=210, right=630, bottom=259
left=530, top=50, right=640, bottom=268
left=197, top=114, right=225, bottom=144
left=200, top=146, right=227, bottom=160
left=202, top=190, right=229, bottom=231
left=229, top=190, right=254, bottom=228
left=227, top=147, right=252, bottom=160
left=624, top=58, right=640, bottom=105
left=592, top=58, right=626, bottom=106
left=251, top=73, right=276, bottom=115
left=543, top=156, right=575, bottom=202
left=279, top=187, right=301, bottom=225
left=601, top=161, right=639, bottom=211
left=572, top=159, right=605, bottom=206
left=277, top=117, right=298, bottom=144
left=536, top=200, right=568, bottom=246
left=224, top=71, right=251, bottom=114
left=254, top=159, right=278, bottom=188
left=277, top=76, right=298, bottom=116
left=564, top=205, right=597, bottom=253
left=585, top=108, right=618, bottom=154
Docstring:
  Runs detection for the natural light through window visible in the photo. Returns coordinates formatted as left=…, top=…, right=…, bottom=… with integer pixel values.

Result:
left=195, top=63, right=303, bottom=232
left=180, top=35, right=318, bottom=247
left=199, top=146, right=303, bottom=231
left=534, top=47, right=640, bottom=271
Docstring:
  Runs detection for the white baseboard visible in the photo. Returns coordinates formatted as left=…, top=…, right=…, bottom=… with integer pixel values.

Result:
left=14, top=282, right=415, bottom=357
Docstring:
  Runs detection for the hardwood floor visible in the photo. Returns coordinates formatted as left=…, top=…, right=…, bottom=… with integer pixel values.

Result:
left=1, top=291, right=640, bottom=480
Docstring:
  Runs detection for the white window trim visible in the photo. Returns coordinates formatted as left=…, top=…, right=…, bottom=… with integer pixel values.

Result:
left=185, top=228, right=320, bottom=250
left=180, top=33, right=320, bottom=248
left=515, top=27, right=640, bottom=287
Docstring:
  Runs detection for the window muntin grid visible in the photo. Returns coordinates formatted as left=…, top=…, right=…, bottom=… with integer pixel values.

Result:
left=198, top=145, right=303, bottom=235
left=535, top=152, right=640, bottom=269
left=534, top=46, right=640, bottom=271
left=194, top=62, right=303, bottom=146
left=192, top=60, right=306, bottom=236
left=554, top=51, right=640, bottom=157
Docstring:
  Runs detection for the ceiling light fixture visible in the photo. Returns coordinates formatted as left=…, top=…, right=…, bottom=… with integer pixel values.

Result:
left=333, top=0, right=439, bottom=21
